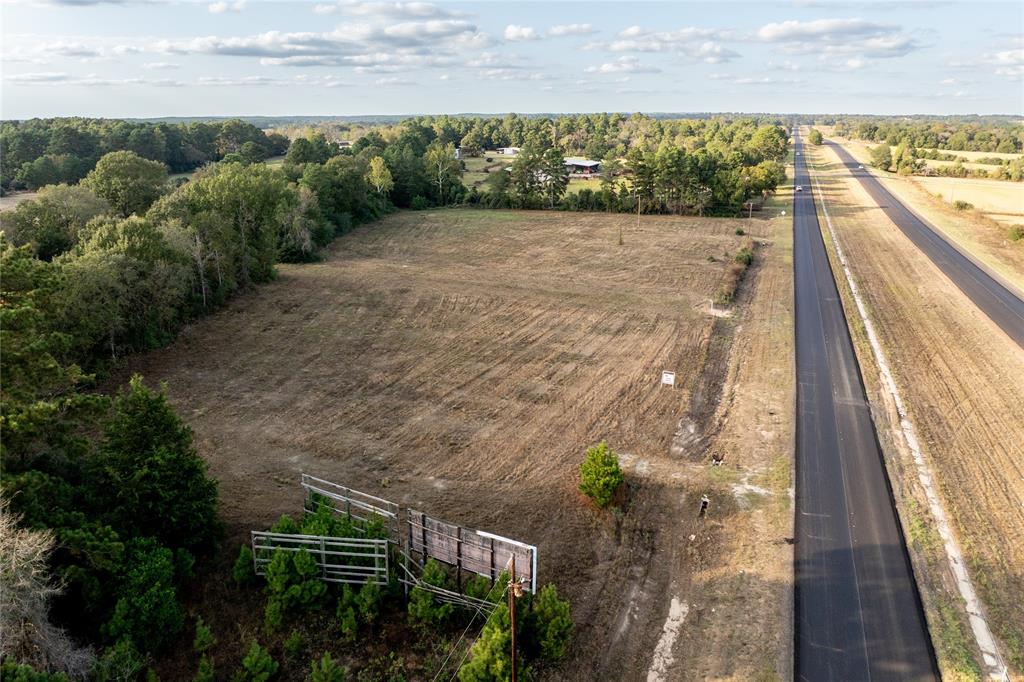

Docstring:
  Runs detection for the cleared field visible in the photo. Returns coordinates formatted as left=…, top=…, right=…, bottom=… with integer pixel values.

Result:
left=0, top=191, right=37, bottom=212
left=808, top=145, right=1024, bottom=678
left=122, top=208, right=793, bottom=680
left=830, top=138, right=1024, bottom=293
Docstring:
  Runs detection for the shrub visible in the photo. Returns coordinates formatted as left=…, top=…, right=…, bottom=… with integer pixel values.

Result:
left=408, top=560, right=454, bottom=629
left=337, top=585, right=358, bottom=642
left=233, top=545, right=256, bottom=585
left=356, top=579, right=382, bottom=626
left=309, top=654, right=347, bottom=682
left=194, top=655, right=214, bottom=682
left=579, top=442, right=624, bottom=508
left=808, top=128, right=824, bottom=145
left=529, top=584, right=573, bottom=662
left=734, top=227, right=745, bottom=235
left=239, top=641, right=278, bottom=682
left=1009, top=225, right=1024, bottom=241
left=92, top=638, right=147, bottom=682
left=263, top=548, right=327, bottom=631
left=410, top=195, right=429, bottom=210
left=283, top=629, right=304, bottom=659
left=953, top=200, right=973, bottom=211
left=734, top=246, right=754, bottom=267
left=103, top=538, right=183, bottom=653
left=0, top=660, right=72, bottom=682
left=458, top=604, right=522, bottom=682
left=193, top=616, right=216, bottom=654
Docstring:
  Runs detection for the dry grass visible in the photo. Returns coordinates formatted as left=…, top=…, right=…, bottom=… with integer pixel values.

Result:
left=121, top=207, right=792, bottom=680
left=807, top=145, right=1024, bottom=678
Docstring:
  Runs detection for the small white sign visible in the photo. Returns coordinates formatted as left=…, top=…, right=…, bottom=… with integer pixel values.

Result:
left=661, top=371, right=676, bottom=387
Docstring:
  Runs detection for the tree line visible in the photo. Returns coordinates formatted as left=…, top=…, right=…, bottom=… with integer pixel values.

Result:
left=0, top=117, right=290, bottom=192
left=835, top=116, right=1023, bottom=153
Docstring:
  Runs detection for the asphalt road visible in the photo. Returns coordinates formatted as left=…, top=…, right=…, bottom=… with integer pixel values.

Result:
left=792, top=134, right=939, bottom=682
left=827, top=141, right=1024, bottom=348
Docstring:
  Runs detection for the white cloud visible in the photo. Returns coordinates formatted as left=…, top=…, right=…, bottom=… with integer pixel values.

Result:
left=142, top=61, right=179, bottom=69
left=596, top=26, right=740, bottom=63
left=208, top=0, right=246, bottom=14
left=375, top=75, right=414, bottom=85
left=585, top=56, right=660, bottom=74
left=4, top=71, right=185, bottom=87
left=547, top=23, right=594, bottom=37
left=504, top=25, right=539, bottom=41
left=755, top=18, right=921, bottom=59
left=315, top=1, right=457, bottom=18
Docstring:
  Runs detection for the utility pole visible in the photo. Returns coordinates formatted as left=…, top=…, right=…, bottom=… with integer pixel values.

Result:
left=509, top=555, right=517, bottom=682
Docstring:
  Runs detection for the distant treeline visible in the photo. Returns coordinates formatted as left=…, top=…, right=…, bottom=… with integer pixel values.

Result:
left=833, top=116, right=1023, bottom=153
left=0, top=117, right=290, bottom=191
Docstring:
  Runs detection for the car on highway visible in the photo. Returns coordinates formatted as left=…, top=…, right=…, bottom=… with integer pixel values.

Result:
left=796, top=185, right=803, bottom=192
left=858, top=164, right=865, bottom=169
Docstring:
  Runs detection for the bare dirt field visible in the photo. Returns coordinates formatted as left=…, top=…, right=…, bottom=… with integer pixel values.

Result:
left=0, top=191, right=37, bottom=212
left=808, top=144, right=1024, bottom=679
left=122, top=207, right=794, bottom=680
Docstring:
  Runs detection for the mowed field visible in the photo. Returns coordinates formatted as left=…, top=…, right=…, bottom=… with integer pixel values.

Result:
left=122, top=208, right=794, bottom=680
left=807, top=145, right=1024, bottom=677
left=833, top=136, right=1024, bottom=226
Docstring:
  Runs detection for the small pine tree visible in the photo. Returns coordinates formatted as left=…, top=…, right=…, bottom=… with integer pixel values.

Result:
left=337, top=585, right=358, bottom=643
left=458, top=605, right=525, bottom=682
left=530, top=584, right=573, bottom=662
left=408, top=560, right=454, bottom=629
left=308, top=653, right=346, bottom=682
left=239, top=641, right=278, bottom=682
left=193, top=655, right=214, bottom=682
left=193, top=616, right=216, bottom=654
left=579, top=442, right=624, bottom=508
left=355, top=579, right=382, bottom=626
left=233, top=545, right=256, bottom=585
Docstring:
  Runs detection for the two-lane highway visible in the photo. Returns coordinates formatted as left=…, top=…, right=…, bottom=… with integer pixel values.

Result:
left=827, top=141, right=1024, bottom=347
left=792, top=133, right=938, bottom=681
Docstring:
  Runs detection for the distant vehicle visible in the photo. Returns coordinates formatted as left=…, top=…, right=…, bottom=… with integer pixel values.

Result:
left=796, top=152, right=801, bottom=156
left=796, top=186, right=803, bottom=192
left=858, top=164, right=865, bottom=169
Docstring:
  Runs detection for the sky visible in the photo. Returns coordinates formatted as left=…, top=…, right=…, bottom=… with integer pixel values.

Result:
left=1, top=0, right=1022, bottom=119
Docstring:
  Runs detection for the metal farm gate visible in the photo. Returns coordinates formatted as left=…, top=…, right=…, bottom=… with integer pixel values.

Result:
left=301, top=473, right=400, bottom=542
left=251, top=530, right=389, bottom=585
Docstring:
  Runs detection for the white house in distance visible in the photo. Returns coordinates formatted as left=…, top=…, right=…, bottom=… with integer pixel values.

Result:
left=497, top=147, right=521, bottom=156
left=564, top=157, right=601, bottom=176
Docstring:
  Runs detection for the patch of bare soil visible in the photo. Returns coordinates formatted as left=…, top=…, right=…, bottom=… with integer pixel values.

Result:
left=121, top=208, right=792, bottom=680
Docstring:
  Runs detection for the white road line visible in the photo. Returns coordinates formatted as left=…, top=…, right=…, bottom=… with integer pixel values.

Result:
left=809, top=160, right=1009, bottom=682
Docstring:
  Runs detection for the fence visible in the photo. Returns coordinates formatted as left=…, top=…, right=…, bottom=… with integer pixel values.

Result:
left=301, top=473, right=400, bottom=543
left=407, top=509, right=537, bottom=593
left=251, top=530, right=389, bottom=586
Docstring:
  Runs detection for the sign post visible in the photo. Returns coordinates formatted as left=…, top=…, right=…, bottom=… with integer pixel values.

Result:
left=661, top=371, right=676, bottom=387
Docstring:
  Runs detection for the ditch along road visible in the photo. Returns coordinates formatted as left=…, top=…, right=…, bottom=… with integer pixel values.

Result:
left=792, top=133, right=938, bottom=681
left=826, top=141, right=1024, bottom=348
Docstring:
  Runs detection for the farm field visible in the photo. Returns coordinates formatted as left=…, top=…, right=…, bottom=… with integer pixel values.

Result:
left=0, top=190, right=37, bottom=212
left=806, top=145, right=1024, bottom=677
left=828, top=137, right=1024, bottom=293
left=121, top=207, right=794, bottom=680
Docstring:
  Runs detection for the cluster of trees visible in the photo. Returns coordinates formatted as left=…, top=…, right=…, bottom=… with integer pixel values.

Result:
left=835, top=116, right=1023, bottom=153
left=0, top=118, right=289, bottom=191
left=868, top=143, right=1024, bottom=181
left=470, top=125, right=787, bottom=216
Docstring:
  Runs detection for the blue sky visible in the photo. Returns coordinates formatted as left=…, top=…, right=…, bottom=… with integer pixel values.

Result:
left=1, top=0, right=1022, bottom=118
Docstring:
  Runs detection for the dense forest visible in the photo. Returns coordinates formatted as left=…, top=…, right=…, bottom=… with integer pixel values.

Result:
left=0, top=112, right=787, bottom=679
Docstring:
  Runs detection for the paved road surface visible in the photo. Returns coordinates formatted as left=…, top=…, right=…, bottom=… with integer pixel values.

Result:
left=793, top=134, right=938, bottom=682
left=827, top=141, right=1024, bottom=348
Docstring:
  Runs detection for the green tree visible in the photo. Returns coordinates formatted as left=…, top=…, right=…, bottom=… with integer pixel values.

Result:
left=0, top=184, right=110, bottom=260
left=97, top=376, right=220, bottom=553
left=408, top=559, right=454, bottom=629
left=365, top=156, right=394, bottom=196
left=458, top=604, right=524, bottom=682
left=579, top=442, right=624, bottom=508
left=102, top=538, right=183, bottom=653
left=808, top=128, right=824, bottom=145
left=423, top=141, right=462, bottom=205
left=526, top=584, right=573, bottom=662
left=308, top=653, right=346, bottom=682
left=509, top=145, right=544, bottom=207
left=540, top=148, right=569, bottom=208
left=239, top=641, right=278, bottom=682
left=82, top=151, right=168, bottom=217
left=869, top=144, right=893, bottom=171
